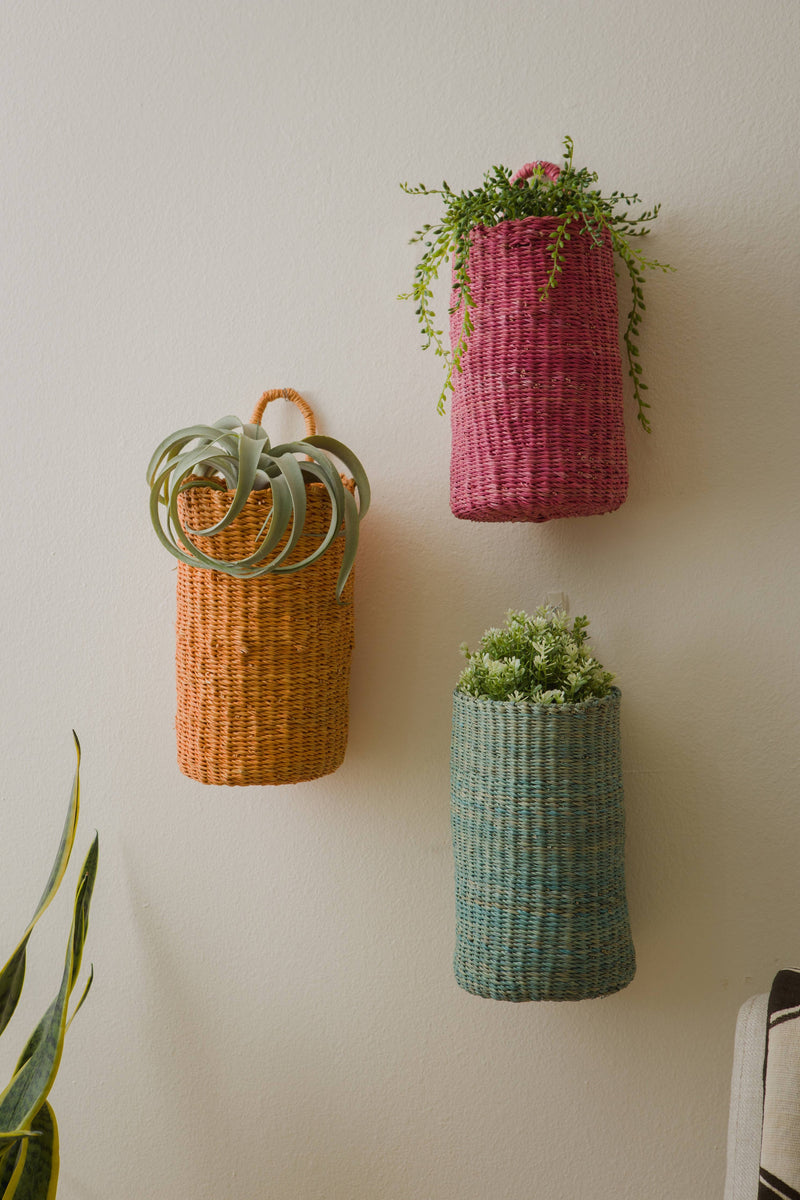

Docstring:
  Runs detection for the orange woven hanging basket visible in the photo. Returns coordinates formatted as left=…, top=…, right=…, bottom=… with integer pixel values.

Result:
left=175, top=389, right=355, bottom=787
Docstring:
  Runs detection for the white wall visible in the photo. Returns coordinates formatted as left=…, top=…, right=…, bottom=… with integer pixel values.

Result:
left=1, top=1, right=798, bottom=1196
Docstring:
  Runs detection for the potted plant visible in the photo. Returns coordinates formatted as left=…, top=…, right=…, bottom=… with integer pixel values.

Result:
left=0, top=735, right=98, bottom=1197
left=147, top=388, right=370, bottom=787
left=450, top=608, right=635, bottom=1002
left=402, top=138, right=672, bottom=522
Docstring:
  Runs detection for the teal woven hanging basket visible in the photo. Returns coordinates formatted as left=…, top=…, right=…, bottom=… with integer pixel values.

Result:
left=450, top=687, right=635, bottom=1002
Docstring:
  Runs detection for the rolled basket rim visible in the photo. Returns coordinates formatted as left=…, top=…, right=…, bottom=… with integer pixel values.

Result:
left=452, top=684, right=621, bottom=715
left=468, top=210, right=609, bottom=239
left=180, top=473, right=354, bottom=499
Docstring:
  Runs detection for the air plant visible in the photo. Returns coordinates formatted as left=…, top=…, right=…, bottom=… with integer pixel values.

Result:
left=147, top=414, right=370, bottom=601
left=0, top=735, right=98, bottom=1199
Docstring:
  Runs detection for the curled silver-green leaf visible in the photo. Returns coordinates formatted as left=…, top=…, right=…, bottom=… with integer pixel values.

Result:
left=147, top=409, right=369, bottom=596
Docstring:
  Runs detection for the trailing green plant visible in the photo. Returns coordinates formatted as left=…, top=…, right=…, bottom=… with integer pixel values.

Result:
left=401, top=136, right=673, bottom=430
left=0, top=734, right=98, bottom=1199
left=457, top=607, right=615, bottom=705
left=147, top=414, right=370, bottom=601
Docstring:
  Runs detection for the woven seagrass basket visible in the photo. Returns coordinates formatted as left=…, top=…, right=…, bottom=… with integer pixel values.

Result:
left=449, top=160, right=629, bottom=524
left=450, top=687, right=635, bottom=1001
left=175, top=389, right=355, bottom=787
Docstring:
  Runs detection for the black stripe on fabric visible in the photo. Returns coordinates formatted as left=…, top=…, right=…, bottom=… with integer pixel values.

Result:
left=764, top=970, right=800, bottom=1093
left=770, top=1008, right=800, bottom=1030
left=759, top=1167, right=800, bottom=1200
left=768, top=972, right=800, bottom=1024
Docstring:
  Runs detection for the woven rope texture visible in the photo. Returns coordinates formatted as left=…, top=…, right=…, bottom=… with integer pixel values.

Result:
left=450, top=688, right=635, bottom=1001
left=449, top=208, right=629, bottom=523
left=175, top=391, right=354, bottom=787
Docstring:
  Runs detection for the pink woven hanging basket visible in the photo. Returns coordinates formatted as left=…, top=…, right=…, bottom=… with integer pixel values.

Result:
left=449, top=160, right=629, bottom=523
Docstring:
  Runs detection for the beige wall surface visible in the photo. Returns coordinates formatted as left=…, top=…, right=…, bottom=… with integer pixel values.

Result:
left=1, top=1, right=798, bottom=1197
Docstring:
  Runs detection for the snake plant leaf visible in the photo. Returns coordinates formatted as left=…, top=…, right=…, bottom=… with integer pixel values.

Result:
left=10, top=837, right=97, bottom=1083
left=0, top=1141, right=19, bottom=1195
left=68, top=835, right=97, bottom=992
left=0, top=836, right=98, bottom=1135
left=0, top=1137, right=36, bottom=1155
left=0, top=1133, right=38, bottom=1187
left=66, top=967, right=93, bottom=1032
left=1, top=1103, right=58, bottom=1200
left=188, top=424, right=267, bottom=537
left=0, top=738, right=80, bottom=1039
left=303, top=435, right=372, bottom=519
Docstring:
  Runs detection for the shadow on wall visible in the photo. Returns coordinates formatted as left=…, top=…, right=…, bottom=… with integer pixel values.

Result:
left=620, top=617, right=800, bottom=1015
left=347, top=504, right=468, bottom=782
left=117, top=832, right=429, bottom=1199
left=621, top=218, right=800, bottom=509
left=118, top=846, right=234, bottom=1196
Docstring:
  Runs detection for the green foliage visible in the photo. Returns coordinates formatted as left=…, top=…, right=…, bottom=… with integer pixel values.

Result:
left=0, top=736, right=97, bottom=1200
left=147, top=416, right=371, bottom=602
left=401, top=136, right=673, bottom=430
left=457, top=607, right=615, bottom=705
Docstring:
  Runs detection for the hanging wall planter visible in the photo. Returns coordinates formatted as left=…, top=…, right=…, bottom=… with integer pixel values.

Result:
left=147, top=388, right=370, bottom=787
left=402, top=137, right=672, bottom=523
left=450, top=609, right=636, bottom=1001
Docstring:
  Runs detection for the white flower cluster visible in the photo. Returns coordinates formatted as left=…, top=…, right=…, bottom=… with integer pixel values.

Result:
left=457, top=607, right=615, bottom=705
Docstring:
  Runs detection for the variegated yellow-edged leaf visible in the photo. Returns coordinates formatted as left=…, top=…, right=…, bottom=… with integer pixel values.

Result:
left=0, top=738, right=81, bottom=1038
left=66, top=967, right=93, bottom=1032
left=0, top=836, right=98, bottom=1134
left=1, top=1103, right=58, bottom=1200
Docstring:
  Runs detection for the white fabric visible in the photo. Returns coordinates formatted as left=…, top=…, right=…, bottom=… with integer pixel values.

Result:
left=724, top=993, right=768, bottom=1200
left=759, top=971, right=800, bottom=1199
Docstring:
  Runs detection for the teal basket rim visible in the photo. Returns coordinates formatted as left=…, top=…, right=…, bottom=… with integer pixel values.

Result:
left=452, top=684, right=621, bottom=715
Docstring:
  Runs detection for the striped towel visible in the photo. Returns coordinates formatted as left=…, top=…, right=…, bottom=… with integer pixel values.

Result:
left=760, top=969, right=800, bottom=1199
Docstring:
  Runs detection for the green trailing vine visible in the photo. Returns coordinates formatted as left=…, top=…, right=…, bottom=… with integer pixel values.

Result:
left=400, top=136, right=673, bottom=431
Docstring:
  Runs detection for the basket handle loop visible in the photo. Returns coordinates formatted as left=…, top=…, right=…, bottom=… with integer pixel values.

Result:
left=251, top=388, right=317, bottom=437
left=510, top=161, right=561, bottom=186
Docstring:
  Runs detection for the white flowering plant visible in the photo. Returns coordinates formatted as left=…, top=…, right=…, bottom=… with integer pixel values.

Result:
left=457, top=608, right=615, bottom=705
